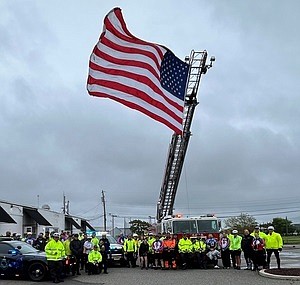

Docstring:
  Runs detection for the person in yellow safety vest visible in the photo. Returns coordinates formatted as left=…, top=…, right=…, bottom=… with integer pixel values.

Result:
left=63, top=235, right=74, bottom=275
left=124, top=234, right=137, bottom=268
left=147, top=233, right=156, bottom=268
left=190, top=236, right=207, bottom=269
left=227, top=229, right=236, bottom=268
left=178, top=233, right=192, bottom=270
left=88, top=245, right=102, bottom=275
left=133, top=233, right=139, bottom=248
left=91, top=232, right=99, bottom=247
left=78, top=232, right=84, bottom=241
left=132, top=233, right=139, bottom=266
left=265, top=226, right=283, bottom=269
left=251, top=225, right=268, bottom=241
left=230, top=230, right=242, bottom=270
left=45, top=232, right=66, bottom=283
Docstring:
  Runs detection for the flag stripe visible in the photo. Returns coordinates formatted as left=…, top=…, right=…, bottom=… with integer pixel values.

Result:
left=89, top=53, right=183, bottom=109
left=87, top=7, right=187, bottom=134
left=106, top=8, right=164, bottom=59
left=88, top=85, right=182, bottom=133
left=88, top=70, right=182, bottom=121
left=101, top=35, right=161, bottom=71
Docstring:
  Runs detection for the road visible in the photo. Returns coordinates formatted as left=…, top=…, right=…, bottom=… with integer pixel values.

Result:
left=3, top=247, right=300, bottom=285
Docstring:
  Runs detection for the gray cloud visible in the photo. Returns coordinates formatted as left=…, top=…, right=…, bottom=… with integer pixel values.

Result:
left=1, top=0, right=299, bottom=227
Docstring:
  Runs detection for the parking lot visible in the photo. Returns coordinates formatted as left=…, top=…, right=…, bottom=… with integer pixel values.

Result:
left=2, top=246, right=300, bottom=285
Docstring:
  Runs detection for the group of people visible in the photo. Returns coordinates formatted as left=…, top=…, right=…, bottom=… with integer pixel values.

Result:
left=46, top=231, right=110, bottom=283
left=118, top=225, right=283, bottom=271
left=4, top=230, right=110, bottom=283
left=2, top=225, right=283, bottom=281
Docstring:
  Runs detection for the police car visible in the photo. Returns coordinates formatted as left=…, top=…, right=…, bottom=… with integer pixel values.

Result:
left=0, top=240, right=48, bottom=281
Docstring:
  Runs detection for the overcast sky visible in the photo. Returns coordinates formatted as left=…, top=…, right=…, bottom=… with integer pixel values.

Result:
left=1, top=0, right=299, bottom=228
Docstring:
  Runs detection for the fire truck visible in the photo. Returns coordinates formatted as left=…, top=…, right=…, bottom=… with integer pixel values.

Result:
left=156, top=50, right=219, bottom=238
left=159, top=215, right=220, bottom=239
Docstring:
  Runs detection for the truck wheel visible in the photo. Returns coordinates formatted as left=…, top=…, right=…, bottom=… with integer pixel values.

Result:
left=27, top=262, right=47, bottom=281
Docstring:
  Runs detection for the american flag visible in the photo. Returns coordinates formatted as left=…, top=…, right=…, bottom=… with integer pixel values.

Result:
left=87, top=7, right=189, bottom=134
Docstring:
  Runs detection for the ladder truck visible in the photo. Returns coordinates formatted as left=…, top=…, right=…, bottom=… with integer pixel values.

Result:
left=156, top=50, right=216, bottom=235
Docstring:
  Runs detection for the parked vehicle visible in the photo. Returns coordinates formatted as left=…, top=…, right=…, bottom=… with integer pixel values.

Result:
left=96, top=232, right=125, bottom=266
left=0, top=240, right=48, bottom=281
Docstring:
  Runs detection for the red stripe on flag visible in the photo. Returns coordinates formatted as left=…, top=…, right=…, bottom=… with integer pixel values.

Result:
left=87, top=8, right=185, bottom=134
left=104, top=10, right=164, bottom=59
left=87, top=76, right=182, bottom=124
left=89, top=61, right=183, bottom=112
left=93, top=45, right=159, bottom=81
left=89, top=90, right=182, bottom=134
left=101, top=36, right=161, bottom=71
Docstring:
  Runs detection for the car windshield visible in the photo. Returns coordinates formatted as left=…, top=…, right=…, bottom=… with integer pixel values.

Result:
left=173, top=220, right=198, bottom=234
left=96, top=235, right=117, bottom=244
left=11, top=242, right=39, bottom=254
left=197, top=220, right=219, bottom=233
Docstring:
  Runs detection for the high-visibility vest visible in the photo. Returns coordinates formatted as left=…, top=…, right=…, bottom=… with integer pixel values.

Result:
left=91, top=237, right=99, bottom=246
left=64, top=239, right=72, bottom=256
left=178, top=238, right=192, bottom=253
left=265, top=232, right=283, bottom=249
left=250, top=231, right=267, bottom=240
left=45, top=239, right=66, bottom=261
left=231, top=235, right=242, bottom=250
left=88, top=250, right=102, bottom=263
left=124, top=239, right=136, bottom=252
left=191, top=240, right=206, bottom=252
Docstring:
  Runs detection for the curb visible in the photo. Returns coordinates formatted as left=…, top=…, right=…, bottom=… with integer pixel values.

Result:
left=259, top=269, right=300, bottom=281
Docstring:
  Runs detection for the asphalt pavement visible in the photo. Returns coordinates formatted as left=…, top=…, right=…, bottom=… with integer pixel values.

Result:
left=3, top=246, right=300, bottom=285
left=3, top=267, right=298, bottom=285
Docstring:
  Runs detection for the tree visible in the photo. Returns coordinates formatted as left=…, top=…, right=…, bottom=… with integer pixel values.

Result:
left=129, top=219, right=151, bottom=235
left=271, top=217, right=295, bottom=235
left=224, top=213, right=257, bottom=232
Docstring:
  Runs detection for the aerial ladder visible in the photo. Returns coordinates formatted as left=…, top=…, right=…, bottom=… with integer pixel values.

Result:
left=156, top=50, right=215, bottom=223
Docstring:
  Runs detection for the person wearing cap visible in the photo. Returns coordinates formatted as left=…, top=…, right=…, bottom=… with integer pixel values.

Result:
left=230, top=230, right=242, bottom=270
left=265, top=226, right=283, bottom=269
left=162, top=232, right=177, bottom=269
left=124, top=234, right=137, bottom=268
left=33, top=233, right=47, bottom=251
left=45, top=232, right=66, bottom=283
left=251, top=225, right=267, bottom=241
left=70, top=233, right=83, bottom=276
left=91, top=232, right=99, bottom=247
left=25, top=232, right=35, bottom=246
left=88, top=245, right=102, bottom=275
left=83, top=236, right=94, bottom=272
left=147, top=233, right=155, bottom=268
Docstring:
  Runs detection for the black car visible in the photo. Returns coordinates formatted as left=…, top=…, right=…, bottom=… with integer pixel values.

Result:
left=0, top=240, right=48, bottom=281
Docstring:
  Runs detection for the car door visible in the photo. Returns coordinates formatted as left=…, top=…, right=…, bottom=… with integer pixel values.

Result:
left=0, top=242, right=23, bottom=278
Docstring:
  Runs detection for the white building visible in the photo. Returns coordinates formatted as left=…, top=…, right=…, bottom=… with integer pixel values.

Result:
left=0, top=200, right=95, bottom=237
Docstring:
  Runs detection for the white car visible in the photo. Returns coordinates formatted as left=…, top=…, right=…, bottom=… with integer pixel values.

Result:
left=96, top=233, right=125, bottom=266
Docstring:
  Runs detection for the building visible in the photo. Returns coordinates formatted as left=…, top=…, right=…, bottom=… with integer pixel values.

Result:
left=0, top=200, right=95, bottom=237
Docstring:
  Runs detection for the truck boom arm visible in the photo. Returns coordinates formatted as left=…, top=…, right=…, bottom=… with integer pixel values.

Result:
left=156, top=50, right=214, bottom=223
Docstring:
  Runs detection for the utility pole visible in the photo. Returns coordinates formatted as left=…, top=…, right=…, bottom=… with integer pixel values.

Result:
left=101, top=190, right=107, bottom=231
left=63, top=194, right=66, bottom=214
left=110, top=214, right=117, bottom=238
